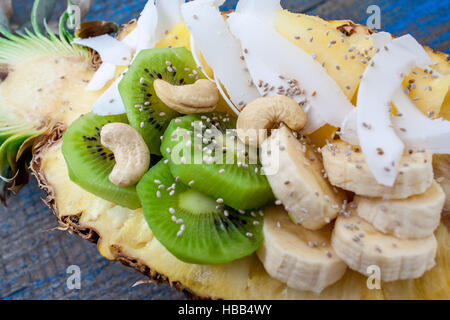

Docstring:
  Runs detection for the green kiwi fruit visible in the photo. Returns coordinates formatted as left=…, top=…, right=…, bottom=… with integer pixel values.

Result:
left=160, top=113, right=274, bottom=210
left=118, top=47, right=204, bottom=156
left=62, top=112, right=141, bottom=210
left=137, top=160, right=264, bottom=265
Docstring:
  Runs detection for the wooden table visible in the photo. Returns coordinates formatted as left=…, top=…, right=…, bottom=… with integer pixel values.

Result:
left=1, top=0, right=448, bottom=300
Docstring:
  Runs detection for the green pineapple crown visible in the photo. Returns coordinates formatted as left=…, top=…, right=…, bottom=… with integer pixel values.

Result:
left=0, top=0, right=89, bottom=66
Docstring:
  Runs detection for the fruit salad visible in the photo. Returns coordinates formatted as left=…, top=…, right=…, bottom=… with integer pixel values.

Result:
left=1, top=0, right=449, bottom=299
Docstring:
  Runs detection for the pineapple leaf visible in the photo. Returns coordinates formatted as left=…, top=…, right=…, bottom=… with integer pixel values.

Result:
left=31, top=0, right=57, bottom=34
left=59, top=5, right=74, bottom=43
left=0, top=0, right=90, bottom=66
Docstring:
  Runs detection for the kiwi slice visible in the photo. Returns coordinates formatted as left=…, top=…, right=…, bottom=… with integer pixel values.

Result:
left=118, top=47, right=204, bottom=156
left=137, top=160, right=264, bottom=265
left=62, top=112, right=141, bottom=210
left=160, top=113, right=274, bottom=210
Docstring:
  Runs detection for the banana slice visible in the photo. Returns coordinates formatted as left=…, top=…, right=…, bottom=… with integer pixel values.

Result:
left=257, top=206, right=347, bottom=294
left=322, top=140, right=433, bottom=199
left=355, top=181, right=445, bottom=239
left=332, top=212, right=437, bottom=282
left=260, top=126, right=347, bottom=230
left=433, top=154, right=450, bottom=212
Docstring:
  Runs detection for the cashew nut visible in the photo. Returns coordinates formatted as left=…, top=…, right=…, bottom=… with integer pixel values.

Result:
left=100, top=123, right=150, bottom=187
left=154, top=79, right=219, bottom=114
left=237, top=95, right=307, bottom=146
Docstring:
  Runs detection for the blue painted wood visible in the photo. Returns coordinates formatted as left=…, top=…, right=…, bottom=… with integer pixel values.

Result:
left=309, top=0, right=450, bottom=53
left=2, top=0, right=448, bottom=300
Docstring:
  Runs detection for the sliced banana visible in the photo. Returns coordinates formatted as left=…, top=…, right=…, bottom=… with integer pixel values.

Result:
left=322, top=140, right=433, bottom=199
left=433, top=154, right=450, bottom=212
left=355, top=181, right=444, bottom=239
left=260, top=126, right=347, bottom=230
left=332, top=212, right=437, bottom=282
left=257, top=206, right=347, bottom=294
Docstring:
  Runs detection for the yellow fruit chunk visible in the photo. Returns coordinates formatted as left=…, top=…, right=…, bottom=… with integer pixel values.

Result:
left=275, top=11, right=371, bottom=100
left=440, top=92, right=450, bottom=120
left=308, top=124, right=338, bottom=147
left=0, top=55, right=99, bottom=126
left=403, top=71, right=450, bottom=118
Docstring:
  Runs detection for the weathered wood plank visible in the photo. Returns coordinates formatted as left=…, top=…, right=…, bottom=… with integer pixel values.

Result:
left=0, top=180, right=185, bottom=300
left=307, top=0, right=449, bottom=53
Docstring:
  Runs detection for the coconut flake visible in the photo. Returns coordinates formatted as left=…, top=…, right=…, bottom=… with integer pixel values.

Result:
left=392, top=34, right=434, bottom=69
left=73, top=35, right=132, bottom=65
left=85, top=62, right=116, bottom=91
left=354, top=32, right=434, bottom=186
left=190, top=34, right=215, bottom=82
left=135, top=0, right=184, bottom=53
left=134, top=0, right=159, bottom=53
left=181, top=0, right=260, bottom=110
left=341, top=90, right=450, bottom=154
left=227, top=12, right=353, bottom=133
left=122, top=28, right=139, bottom=49
left=91, top=77, right=125, bottom=115
left=214, top=76, right=241, bottom=115
left=155, top=0, right=184, bottom=43
left=236, top=0, right=282, bottom=25
left=341, top=34, right=448, bottom=154
left=391, top=90, right=450, bottom=153
left=340, top=108, right=359, bottom=145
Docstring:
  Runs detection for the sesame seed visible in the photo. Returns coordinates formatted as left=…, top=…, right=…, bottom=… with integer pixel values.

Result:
left=169, top=208, right=175, bottom=214
left=246, top=232, right=253, bottom=238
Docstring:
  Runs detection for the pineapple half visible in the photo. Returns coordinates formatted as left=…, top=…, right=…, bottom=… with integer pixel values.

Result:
left=0, top=3, right=102, bottom=204
left=1, top=7, right=448, bottom=299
